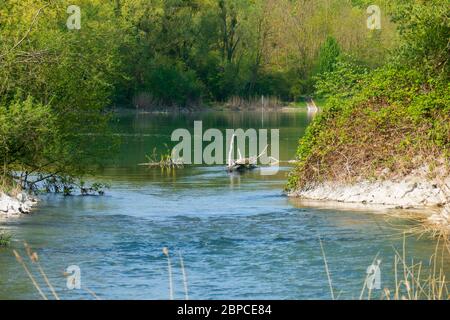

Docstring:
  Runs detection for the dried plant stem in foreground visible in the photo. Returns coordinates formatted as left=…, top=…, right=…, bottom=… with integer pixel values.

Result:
left=24, top=242, right=60, bottom=300
left=319, top=237, right=335, bottom=300
left=83, top=286, right=101, bottom=300
left=13, top=250, right=48, bottom=300
left=163, top=247, right=174, bottom=300
left=179, top=251, right=189, bottom=300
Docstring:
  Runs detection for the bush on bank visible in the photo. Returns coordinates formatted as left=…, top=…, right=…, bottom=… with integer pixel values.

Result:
left=287, top=0, right=449, bottom=191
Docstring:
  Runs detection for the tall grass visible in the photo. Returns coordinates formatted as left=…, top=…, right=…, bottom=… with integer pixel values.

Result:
left=140, top=146, right=184, bottom=169
left=319, top=237, right=335, bottom=300
left=179, top=251, right=189, bottom=300
left=23, top=242, right=59, bottom=300
left=0, top=232, right=11, bottom=247
left=320, top=229, right=450, bottom=300
left=163, top=247, right=174, bottom=300
left=0, top=174, right=22, bottom=197
left=13, top=242, right=100, bottom=300
left=380, top=234, right=449, bottom=300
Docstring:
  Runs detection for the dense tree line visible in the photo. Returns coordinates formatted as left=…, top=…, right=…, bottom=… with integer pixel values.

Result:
left=1, top=0, right=397, bottom=108
left=0, top=0, right=398, bottom=190
left=113, top=0, right=396, bottom=107
left=1, top=0, right=397, bottom=110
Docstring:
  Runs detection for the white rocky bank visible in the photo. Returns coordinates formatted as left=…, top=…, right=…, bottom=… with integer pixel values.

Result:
left=0, top=192, right=38, bottom=217
left=289, top=175, right=450, bottom=224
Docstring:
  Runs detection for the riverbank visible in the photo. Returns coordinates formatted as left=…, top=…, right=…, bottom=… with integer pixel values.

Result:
left=0, top=192, right=37, bottom=218
left=288, top=172, right=450, bottom=226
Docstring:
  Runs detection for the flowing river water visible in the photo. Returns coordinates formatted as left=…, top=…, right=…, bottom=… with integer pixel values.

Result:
left=0, top=110, right=444, bottom=300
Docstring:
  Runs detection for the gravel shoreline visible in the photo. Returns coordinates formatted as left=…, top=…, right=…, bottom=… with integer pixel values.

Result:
left=288, top=175, right=450, bottom=225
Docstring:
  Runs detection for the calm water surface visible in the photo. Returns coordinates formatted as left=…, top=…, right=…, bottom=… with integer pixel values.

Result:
left=0, top=111, right=441, bottom=299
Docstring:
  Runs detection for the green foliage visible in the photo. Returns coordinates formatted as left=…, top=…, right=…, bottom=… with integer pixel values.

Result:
left=112, top=0, right=397, bottom=105
left=315, top=36, right=341, bottom=76
left=0, top=97, right=56, bottom=173
left=390, top=0, right=450, bottom=77
left=0, top=232, right=11, bottom=247
left=0, top=0, right=119, bottom=191
left=0, top=0, right=401, bottom=193
left=288, top=0, right=450, bottom=191
left=139, top=57, right=204, bottom=107
left=314, top=56, right=369, bottom=100
left=0, top=0, right=398, bottom=110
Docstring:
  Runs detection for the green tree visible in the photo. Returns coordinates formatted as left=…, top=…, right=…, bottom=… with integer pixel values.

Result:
left=315, top=36, right=341, bottom=76
left=0, top=0, right=121, bottom=190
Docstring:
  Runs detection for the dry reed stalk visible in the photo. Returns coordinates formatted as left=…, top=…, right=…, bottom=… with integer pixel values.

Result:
left=83, top=287, right=101, bottom=300
left=319, top=237, right=335, bottom=300
left=163, top=247, right=174, bottom=300
left=324, top=226, right=449, bottom=300
left=24, top=242, right=60, bottom=300
left=389, top=231, right=450, bottom=300
left=179, top=251, right=189, bottom=300
left=13, top=249, right=48, bottom=300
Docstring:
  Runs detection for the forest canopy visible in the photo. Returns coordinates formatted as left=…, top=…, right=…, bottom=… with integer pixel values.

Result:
left=1, top=0, right=397, bottom=110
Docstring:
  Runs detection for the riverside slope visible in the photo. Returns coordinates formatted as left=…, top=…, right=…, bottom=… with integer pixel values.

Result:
left=289, top=171, right=450, bottom=226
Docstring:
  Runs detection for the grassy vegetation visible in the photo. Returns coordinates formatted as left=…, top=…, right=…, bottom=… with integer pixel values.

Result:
left=0, top=232, right=11, bottom=247
left=287, top=0, right=449, bottom=192
left=321, top=232, right=450, bottom=300
left=139, top=146, right=185, bottom=169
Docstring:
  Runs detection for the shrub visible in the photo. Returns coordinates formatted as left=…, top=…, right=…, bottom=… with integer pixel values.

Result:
left=0, top=97, right=56, bottom=179
left=0, top=232, right=12, bottom=247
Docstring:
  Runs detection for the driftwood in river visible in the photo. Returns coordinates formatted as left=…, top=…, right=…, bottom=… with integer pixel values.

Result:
left=226, top=135, right=273, bottom=172
left=227, top=157, right=258, bottom=172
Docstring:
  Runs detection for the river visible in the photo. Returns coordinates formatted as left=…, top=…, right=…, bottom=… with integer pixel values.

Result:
left=0, top=110, right=442, bottom=300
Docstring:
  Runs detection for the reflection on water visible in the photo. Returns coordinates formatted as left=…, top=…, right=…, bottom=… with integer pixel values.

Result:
left=0, top=110, right=445, bottom=300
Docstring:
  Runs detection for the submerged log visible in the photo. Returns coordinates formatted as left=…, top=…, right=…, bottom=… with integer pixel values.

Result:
left=227, top=158, right=258, bottom=172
